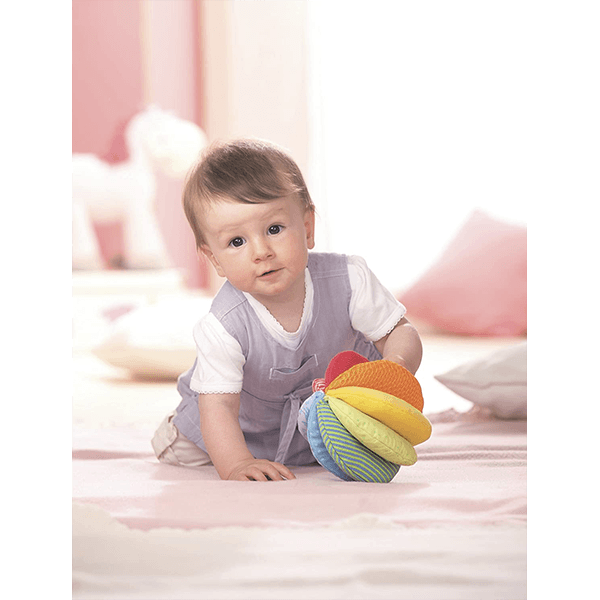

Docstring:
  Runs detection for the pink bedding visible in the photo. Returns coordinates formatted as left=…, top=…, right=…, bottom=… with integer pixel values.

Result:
left=72, top=409, right=526, bottom=531
left=73, top=407, right=526, bottom=599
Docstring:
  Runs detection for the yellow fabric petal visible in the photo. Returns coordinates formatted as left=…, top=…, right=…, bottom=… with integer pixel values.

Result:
left=328, top=386, right=432, bottom=445
left=328, top=396, right=417, bottom=465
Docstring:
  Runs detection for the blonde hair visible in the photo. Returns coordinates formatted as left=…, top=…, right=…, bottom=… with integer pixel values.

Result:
left=183, top=138, right=315, bottom=248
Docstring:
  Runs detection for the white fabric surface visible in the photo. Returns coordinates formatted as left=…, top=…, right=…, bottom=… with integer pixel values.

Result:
left=435, top=341, right=527, bottom=419
left=73, top=503, right=525, bottom=600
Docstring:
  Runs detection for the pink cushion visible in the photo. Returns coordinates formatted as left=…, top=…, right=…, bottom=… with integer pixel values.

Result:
left=400, top=211, right=526, bottom=336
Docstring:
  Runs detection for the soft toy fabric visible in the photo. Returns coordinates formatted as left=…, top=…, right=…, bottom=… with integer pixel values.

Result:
left=324, top=351, right=369, bottom=388
left=328, top=396, right=417, bottom=465
left=306, top=393, right=353, bottom=481
left=315, top=395, right=400, bottom=483
left=326, top=359, right=425, bottom=412
left=72, top=105, right=208, bottom=270
left=328, top=386, right=432, bottom=445
left=297, top=390, right=323, bottom=440
left=298, top=351, right=432, bottom=483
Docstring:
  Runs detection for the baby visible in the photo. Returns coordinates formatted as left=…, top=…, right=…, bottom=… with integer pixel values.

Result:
left=151, top=139, right=422, bottom=481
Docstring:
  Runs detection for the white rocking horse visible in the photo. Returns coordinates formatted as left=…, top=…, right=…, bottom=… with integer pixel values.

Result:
left=72, top=106, right=208, bottom=270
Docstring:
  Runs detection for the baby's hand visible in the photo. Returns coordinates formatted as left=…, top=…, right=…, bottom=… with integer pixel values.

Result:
left=227, top=458, right=296, bottom=482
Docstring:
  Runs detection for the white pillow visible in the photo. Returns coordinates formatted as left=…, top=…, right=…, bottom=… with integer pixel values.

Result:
left=434, top=342, right=527, bottom=419
left=93, top=295, right=212, bottom=380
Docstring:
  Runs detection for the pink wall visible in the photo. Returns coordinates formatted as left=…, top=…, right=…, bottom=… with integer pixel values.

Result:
left=72, top=0, right=208, bottom=288
left=72, top=0, right=143, bottom=159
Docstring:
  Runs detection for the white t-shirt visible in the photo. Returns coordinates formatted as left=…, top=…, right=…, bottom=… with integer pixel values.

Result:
left=190, top=255, right=406, bottom=394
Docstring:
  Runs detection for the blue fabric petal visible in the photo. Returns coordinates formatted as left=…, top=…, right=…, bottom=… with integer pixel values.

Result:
left=298, top=390, right=324, bottom=441
left=306, top=394, right=352, bottom=481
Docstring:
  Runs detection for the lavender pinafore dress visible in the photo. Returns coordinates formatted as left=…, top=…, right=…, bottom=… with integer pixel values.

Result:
left=172, top=252, right=381, bottom=465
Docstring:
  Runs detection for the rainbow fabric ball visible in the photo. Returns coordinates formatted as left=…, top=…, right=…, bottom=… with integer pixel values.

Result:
left=298, top=353, right=432, bottom=483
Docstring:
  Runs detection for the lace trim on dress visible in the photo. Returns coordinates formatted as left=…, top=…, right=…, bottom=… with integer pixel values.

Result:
left=196, top=388, right=242, bottom=395
left=379, top=314, right=405, bottom=340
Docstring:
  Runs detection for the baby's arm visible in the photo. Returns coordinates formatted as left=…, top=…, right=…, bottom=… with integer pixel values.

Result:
left=374, top=317, right=423, bottom=375
left=198, top=393, right=296, bottom=481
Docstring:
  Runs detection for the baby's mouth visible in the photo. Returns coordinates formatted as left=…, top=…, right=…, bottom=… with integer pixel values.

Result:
left=259, top=268, right=280, bottom=277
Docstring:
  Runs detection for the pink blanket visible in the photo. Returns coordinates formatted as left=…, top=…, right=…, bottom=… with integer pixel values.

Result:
left=73, top=408, right=526, bottom=599
left=72, top=408, right=526, bottom=531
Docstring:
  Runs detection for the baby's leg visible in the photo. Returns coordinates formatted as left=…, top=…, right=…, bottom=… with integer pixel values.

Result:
left=151, top=411, right=211, bottom=467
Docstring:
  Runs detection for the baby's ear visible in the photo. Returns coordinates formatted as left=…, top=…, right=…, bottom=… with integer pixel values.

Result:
left=199, top=245, right=225, bottom=277
left=304, top=209, right=316, bottom=249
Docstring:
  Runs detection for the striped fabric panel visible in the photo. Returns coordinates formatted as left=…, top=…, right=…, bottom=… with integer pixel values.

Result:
left=328, top=396, right=417, bottom=465
left=316, top=396, right=400, bottom=483
left=306, top=393, right=353, bottom=481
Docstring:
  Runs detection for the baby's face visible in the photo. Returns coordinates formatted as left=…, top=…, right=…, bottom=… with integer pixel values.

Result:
left=199, top=196, right=315, bottom=303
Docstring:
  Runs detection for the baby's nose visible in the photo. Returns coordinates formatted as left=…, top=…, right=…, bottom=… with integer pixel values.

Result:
left=252, top=238, right=274, bottom=261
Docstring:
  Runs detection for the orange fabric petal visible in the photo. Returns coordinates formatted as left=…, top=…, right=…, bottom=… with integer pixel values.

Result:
left=326, top=360, right=424, bottom=412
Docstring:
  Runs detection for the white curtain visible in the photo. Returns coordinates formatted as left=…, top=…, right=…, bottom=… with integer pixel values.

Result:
left=306, top=1, right=530, bottom=292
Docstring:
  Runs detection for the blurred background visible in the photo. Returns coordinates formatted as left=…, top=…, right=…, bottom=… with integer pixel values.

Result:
left=73, top=0, right=530, bottom=295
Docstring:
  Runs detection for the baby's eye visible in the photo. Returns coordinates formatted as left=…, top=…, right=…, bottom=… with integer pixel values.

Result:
left=268, top=225, right=283, bottom=235
left=229, top=237, right=245, bottom=248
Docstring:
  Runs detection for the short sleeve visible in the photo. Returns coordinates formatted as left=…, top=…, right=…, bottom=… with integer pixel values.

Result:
left=347, top=255, right=407, bottom=341
left=189, top=313, right=245, bottom=394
